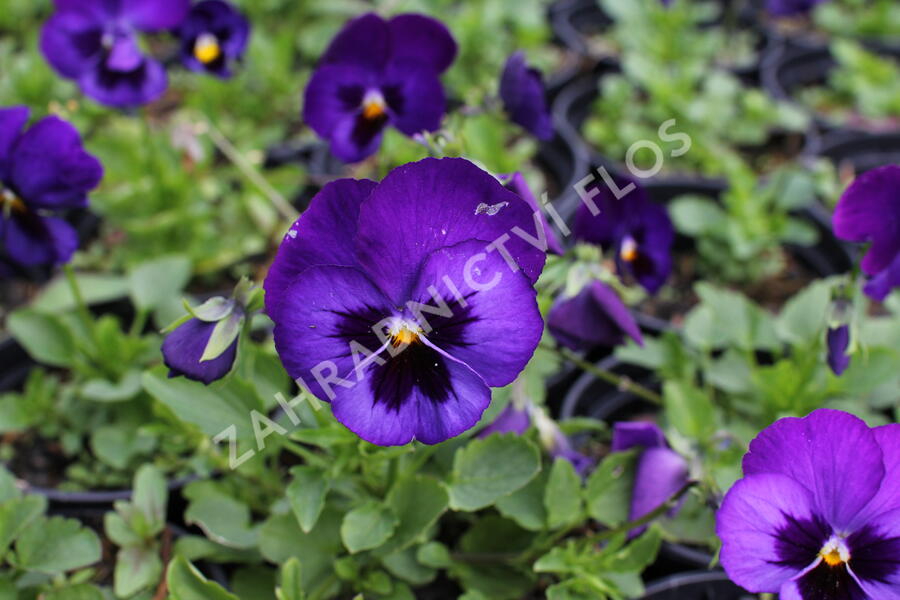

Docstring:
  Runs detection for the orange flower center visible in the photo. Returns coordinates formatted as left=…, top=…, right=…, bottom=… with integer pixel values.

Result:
left=819, top=539, right=850, bottom=568
left=390, top=323, right=420, bottom=347
left=620, top=237, right=639, bottom=262
left=362, top=91, right=387, bottom=121
left=0, top=189, right=25, bottom=216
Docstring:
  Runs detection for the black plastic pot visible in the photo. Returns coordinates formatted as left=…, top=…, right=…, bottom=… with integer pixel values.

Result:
left=761, top=43, right=900, bottom=135
left=641, top=571, right=752, bottom=600
left=806, top=129, right=900, bottom=174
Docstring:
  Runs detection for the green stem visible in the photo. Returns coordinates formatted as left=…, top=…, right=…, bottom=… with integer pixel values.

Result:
left=541, top=342, right=663, bottom=405
left=129, top=308, right=149, bottom=338
left=282, top=440, right=330, bottom=470
left=63, top=264, right=95, bottom=341
left=401, top=444, right=439, bottom=477
left=204, top=119, right=298, bottom=222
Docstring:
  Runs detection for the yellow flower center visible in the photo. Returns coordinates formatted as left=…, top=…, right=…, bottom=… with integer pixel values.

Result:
left=0, top=189, right=25, bottom=216
left=620, top=237, right=639, bottom=263
left=362, top=91, right=387, bottom=121
left=819, top=538, right=850, bottom=568
left=194, top=33, right=222, bottom=65
left=391, top=326, right=419, bottom=346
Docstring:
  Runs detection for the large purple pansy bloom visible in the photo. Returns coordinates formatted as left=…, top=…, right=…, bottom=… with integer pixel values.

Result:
left=303, top=13, right=457, bottom=163
left=547, top=280, right=643, bottom=351
left=833, top=165, right=900, bottom=302
left=41, top=0, right=189, bottom=108
left=766, top=0, right=827, bottom=17
left=264, top=158, right=545, bottom=446
left=573, top=175, right=674, bottom=295
left=612, top=422, right=689, bottom=536
left=499, top=172, right=564, bottom=255
left=0, top=106, right=102, bottom=269
left=500, top=52, right=553, bottom=141
left=716, top=409, right=900, bottom=599
left=177, top=0, right=249, bottom=78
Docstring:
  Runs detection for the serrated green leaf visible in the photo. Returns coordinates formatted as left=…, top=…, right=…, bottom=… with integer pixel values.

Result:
left=14, top=516, right=101, bottom=574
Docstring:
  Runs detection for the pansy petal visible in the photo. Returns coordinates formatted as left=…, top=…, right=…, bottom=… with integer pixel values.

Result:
left=320, top=13, right=390, bottom=70
left=547, top=280, right=643, bottom=351
left=0, top=106, right=29, bottom=170
left=863, top=252, right=900, bottom=302
left=499, top=172, right=564, bottom=255
left=3, top=214, right=78, bottom=267
left=406, top=239, right=543, bottom=387
left=833, top=165, right=900, bottom=277
left=629, top=447, right=689, bottom=535
left=779, top=564, right=869, bottom=600
left=387, top=14, right=457, bottom=74
left=611, top=421, right=667, bottom=452
left=162, top=318, right=238, bottom=385
left=303, top=63, right=374, bottom=138
left=851, top=507, right=900, bottom=599
left=40, top=11, right=104, bottom=79
left=860, top=425, right=900, bottom=521
left=271, top=265, right=393, bottom=405
left=355, top=157, right=547, bottom=302
left=717, top=473, right=823, bottom=593
left=742, top=409, right=884, bottom=532
left=383, top=60, right=445, bottom=136
left=500, top=52, right=553, bottom=141
left=79, top=58, right=168, bottom=108
left=123, top=0, right=190, bottom=31
left=329, top=112, right=387, bottom=163
left=10, top=116, right=103, bottom=209
left=264, top=178, right=377, bottom=322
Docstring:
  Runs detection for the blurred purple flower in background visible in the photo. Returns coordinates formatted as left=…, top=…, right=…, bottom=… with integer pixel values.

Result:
left=177, top=0, right=250, bottom=78
left=478, top=402, right=532, bottom=438
left=0, top=106, right=102, bottom=270
left=500, top=51, right=554, bottom=141
left=833, top=165, right=900, bottom=302
left=766, top=0, right=827, bottom=17
left=547, top=280, right=643, bottom=351
left=41, top=0, right=190, bottom=108
left=265, top=158, right=545, bottom=446
left=612, top=422, right=689, bottom=536
left=716, top=409, right=900, bottom=599
left=303, top=13, right=457, bottom=163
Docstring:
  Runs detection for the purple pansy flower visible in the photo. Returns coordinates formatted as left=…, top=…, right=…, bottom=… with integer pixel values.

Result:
left=833, top=165, right=900, bottom=302
left=500, top=51, right=554, bottom=141
left=0, top=106, right=102, bottom=270
left=41, top=0, right=189, bottom=108
left=547, top=280, right=643, bottom=351
left=162, top=317, right=239, bottom=384
left=766, top=0, right=827, bottom=17
left=177, top=0, right=250, bottom=78
left=264, top=158, right=545, bottom=446
left=826, top=324, right=851, bottom=376
left=303, top=13, right=457, bottom=163
left=612, top=422, right=689, bottom=536
left=499, top=172, right=564, bottom=255
left=573, top=175, right=674, bottom=295
left=716, top=409, right=900, bottom=599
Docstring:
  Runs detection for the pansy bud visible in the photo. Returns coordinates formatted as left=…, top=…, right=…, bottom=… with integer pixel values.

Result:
left=547, top=279, right=643, bottom=351
left=825, top=296, right=853, bottom=376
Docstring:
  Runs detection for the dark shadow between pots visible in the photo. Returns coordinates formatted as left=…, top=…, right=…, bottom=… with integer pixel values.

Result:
left=806, top=129, right=900, bottom=174
left=641, top=570, right=752, bottom=600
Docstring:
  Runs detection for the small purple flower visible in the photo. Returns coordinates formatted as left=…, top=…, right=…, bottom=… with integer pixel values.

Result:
left=833, top=165, right=900, bottom=302
left=500, top=51, right=553, bottom=141
left=573, top=175, right=674, bottom=295
left=41, top=0, right=189, bottom=108
left=0, top=106, right=102, bottom=270
left=612, top=422, right=689, bottom=536
left=303, top=13, right=457, bottom=163
left=478, top=402, right=532, bottom=438
left=826, top=324, right=851, bottom=376
left=499, top=172, right=564, bottom=255
left=547, top=280, right=643, bottom=351
left=766, top=0, right=827, bottom=17
left=716, top=409, right=900, bottom=599
left=177, top=0, right=249, bottom=78
left=264, top=158, right=545, bottom=446
left=162, top=317, right=239, bottom=384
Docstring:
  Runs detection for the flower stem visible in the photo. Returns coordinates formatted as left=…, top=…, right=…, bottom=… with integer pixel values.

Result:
left=540, top=342, right=663, bottom=405
left=63, top=264, right=94, bottom=340
left=204, top=119, right=298, bottom=222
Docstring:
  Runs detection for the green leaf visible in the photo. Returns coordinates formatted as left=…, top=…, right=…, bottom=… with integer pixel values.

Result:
left=448, top=435, right=541, bottom=511
left=545, top=459, right=583, bottom=529
left=496, top=470, right=548, bottom=531
left=258, top=511, right=342, bottom=593
left=81, top=370, right=143, bottom=403
left=776, top=279, right=832, bottom=344
left=187, top=297, right=235, bottom=322
left=184, top=482, right=257, bottom=549
left=0, top=495, right=47, bottom=555
left=167, top=556, right=239, bottom=600
left=115, top=545, right=163, bottom=598
left=669, top=195, right=726, bottom=236
left=384, top=475, right=448, bottom=551
left=33, top=273, right=128, bottom=313
left=603, top=526, right=662, bottom=572
left=383, top=547, right=436, bottom=585
left=7, top=309, right=77, bottom=367
left=200, top=311, right=244, bottom=363
left=42, top=584, right=105, bottom=600
left=287, top=466, right=330, bottom=534
left=133, top=464, right=167, bottom=535
left=128, top=255, right=192, bottom=312
left=14, top=516, right=101, bottom=574
left=340, top=501, right=397, bottom=554
left=277, top=558, right=305, bottom=600
left=0, top=467, right=20, bottom=503
left=663, top=381, right=715, bottom=441
left=585, top=451, right=638, bottom=527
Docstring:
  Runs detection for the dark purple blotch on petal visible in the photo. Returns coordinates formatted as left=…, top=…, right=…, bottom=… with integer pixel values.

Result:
left=177, top=0, right=250, bottom=78
left=162, top=318, right=238, bottom=385
left=548, top=280, right=643, bottom=351
left=500, top=51, right=553, bottom=141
